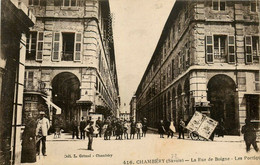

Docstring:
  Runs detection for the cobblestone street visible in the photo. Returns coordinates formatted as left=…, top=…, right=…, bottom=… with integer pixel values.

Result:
left=22, top=133, right=259, bottom=165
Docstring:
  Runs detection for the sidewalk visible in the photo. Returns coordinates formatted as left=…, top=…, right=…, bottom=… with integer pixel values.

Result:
left=46, top=132, right=244, bottom=143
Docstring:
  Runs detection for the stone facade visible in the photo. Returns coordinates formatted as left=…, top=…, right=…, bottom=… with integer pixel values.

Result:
left=0, top=0, right=35, bottom=164
left=21, top=0, right=119, bottom=127
left=135, top=0, right=259, bottom=135
left=130, top=95, right=136, bottom=122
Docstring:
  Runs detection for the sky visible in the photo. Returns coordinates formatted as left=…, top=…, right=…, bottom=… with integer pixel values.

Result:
left=109, top=0, right=176, bottom=111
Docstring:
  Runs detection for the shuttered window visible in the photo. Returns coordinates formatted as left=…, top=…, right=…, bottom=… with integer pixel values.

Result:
left=36, top=32, right=44, bottom=61
left=206, top=36, right=213, bottom=63
left=228, top=36, right=235, bottom=63
left=245, top=36, right=253, bottom=63
left=53, top=32, right=61, bottom=61
left=74, top=33, right=82, bottom=61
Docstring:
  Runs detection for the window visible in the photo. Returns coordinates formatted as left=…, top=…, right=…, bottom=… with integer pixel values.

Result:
left=214, top=35, right=226, bottom=59
left=53, top=32, right=82, bottom=61
left=251, top=1, right=257, bottom=12
left=206, top=36, right=213, bottom=63
left=24, top=71, right=34, bottom=90
left=252, top=36, right=259, bottom=57
left=213, top=0, right=225, bottom=11
left=36, top=32, right=44, bottom=61
left=29, top=0, right=46, bottom=6
left=26, top=31, right=43, bottom=61
left=74, top=33, right=82, bottom=61
left=255, top=72, right=260, bottom=91
left=245, top=36, right=259, bottom=63
left=53, top=32, right=60, bottom=61
left=26, top=32, right=37, bottom=60
left=63, top=0, right=78, bottom=7
left=245, top=36, right=253, bottom=63
left=228, top=36, right=235, bottom=63
left=206, top=35, right=228, bottom=63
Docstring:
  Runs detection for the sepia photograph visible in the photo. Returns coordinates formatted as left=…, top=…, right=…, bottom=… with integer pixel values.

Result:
left=0, top=0, right=260, bottom=165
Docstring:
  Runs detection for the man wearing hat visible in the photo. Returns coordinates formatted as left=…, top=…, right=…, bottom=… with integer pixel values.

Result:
left=36, top=111, right=50, bottom=156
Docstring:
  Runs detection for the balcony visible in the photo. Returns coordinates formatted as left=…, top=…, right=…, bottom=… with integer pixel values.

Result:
left=24, top=81, right=47, bottom=95
left=61, top=51, right=74, bottom=61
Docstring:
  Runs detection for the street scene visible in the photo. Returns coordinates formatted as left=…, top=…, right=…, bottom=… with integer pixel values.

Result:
left=21, top=132, right=259, bottom=165
left=1, top=0, right=260, bottom=165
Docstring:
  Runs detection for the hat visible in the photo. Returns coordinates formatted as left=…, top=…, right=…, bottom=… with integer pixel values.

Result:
left=39, top=111, right=45, bottom=115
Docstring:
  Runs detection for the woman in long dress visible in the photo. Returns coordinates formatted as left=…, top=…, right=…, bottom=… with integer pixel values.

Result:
left=21, top=113, right=37, bottom=163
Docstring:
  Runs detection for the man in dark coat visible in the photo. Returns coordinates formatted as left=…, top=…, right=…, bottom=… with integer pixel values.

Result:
left=178, top=118, right=185, bottom=139
left=142, top=118, right=148, bottom=137
left=241, top=119, right=259, bottom=152
left=96, top=117, right=103, bottom=138
left=80, top=117, right=86, bottom=139
left=72, top=119, right=79, bottom=139
left=21, top=113, right=37, bottom=163
left=158, top=120, right=166, bottom=138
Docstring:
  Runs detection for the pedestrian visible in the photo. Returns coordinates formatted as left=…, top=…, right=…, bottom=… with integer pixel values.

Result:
left=165, top=120, right=171, bottom=138
left=136, top=120, right=143, bottom=139
left=104, top=122, right=112, bottom=140
left=80, top=117, right=86, bottom=139
left=130, top=120, right=136, bottom=139
left=85, top=121, right=95, bottom=151
left=123, top=120, right=130, bottom=139
left=168, top=120, right=176, bottom=138
left=72, top=119, right=79, bottom=139
left=158, top=120, right=166, bottom=138
left=178, top=118, right=185, bottom=139
left=115, top=119, right=123, bottom=140
left=36, top=111, right=50, bottom=156
left=21, top=113, right=37, bottom=163
left=217, top=118, right=225, bottom=137
left=241, top=119, right=259, bottom=152
left=96, top=117, right=103, bottom=138
left=142, top=118, right=148, bottom=137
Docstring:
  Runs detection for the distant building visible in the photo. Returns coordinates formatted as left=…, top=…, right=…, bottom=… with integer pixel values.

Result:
left=135, top=0, right=259, bottom=135
left=130, top=95, right=136, bottom=122
left=0, top=0, right=35, bottom=164
left=21, top=0, right=120, bottom=128
left=119, top=111, right=131, bottom=121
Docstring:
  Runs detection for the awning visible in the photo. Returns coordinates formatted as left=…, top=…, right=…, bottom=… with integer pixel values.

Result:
left=41, top=96, right=62, bottom=114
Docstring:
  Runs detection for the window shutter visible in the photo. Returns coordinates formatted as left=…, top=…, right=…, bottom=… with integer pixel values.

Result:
left=36, top=31, right=44, bottom=61
left=74, top=33, right=82, bottom=61
left=52, top=32, right=61, bottom=61
left=228, top=36, right=235, bottom=63
left=206, top=36, right=213, bottom=63
left=245, top=36, right=253, bottom=63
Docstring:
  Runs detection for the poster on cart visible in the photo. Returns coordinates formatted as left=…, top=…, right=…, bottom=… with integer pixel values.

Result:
left=197, top=115, right=218, bottom=139
left=186, top=111, right=218, bottom=139
left=186, top=111, right=204, bottom=132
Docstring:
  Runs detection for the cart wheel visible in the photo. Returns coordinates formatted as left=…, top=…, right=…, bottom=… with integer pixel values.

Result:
left=190, top=132, right=199, bottom=140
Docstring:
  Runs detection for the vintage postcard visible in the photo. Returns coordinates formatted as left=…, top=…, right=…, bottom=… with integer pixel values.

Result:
left=0, top=0, right=259, bottom=165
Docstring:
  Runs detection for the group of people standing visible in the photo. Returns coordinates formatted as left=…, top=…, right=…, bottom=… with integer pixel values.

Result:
left=102, top=117, right=148, bottom=140
left=21, top=111, right=50, bottom=163
left=76, top=117, right=149, bottom=141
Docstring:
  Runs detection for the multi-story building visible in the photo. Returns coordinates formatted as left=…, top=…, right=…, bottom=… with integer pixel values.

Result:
left=135, top=0, right=259, bottom=135
left=119, top=111, right=131, bottom=121
left=0, top=0, right=35, bottom=164
left=130, top=95, right=136, bottom=122
left=21, top=0, right=120, bottom=128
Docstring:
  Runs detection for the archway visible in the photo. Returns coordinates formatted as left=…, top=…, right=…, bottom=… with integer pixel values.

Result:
left=207, top=74, right=239, bottom=135
left=177, top=84, right=183, bottom=120
left=172, top=88, right=176, bottom=124
left=184, top=79, right=190, bottom=120
left=52, top=72, right=80, bottom=130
